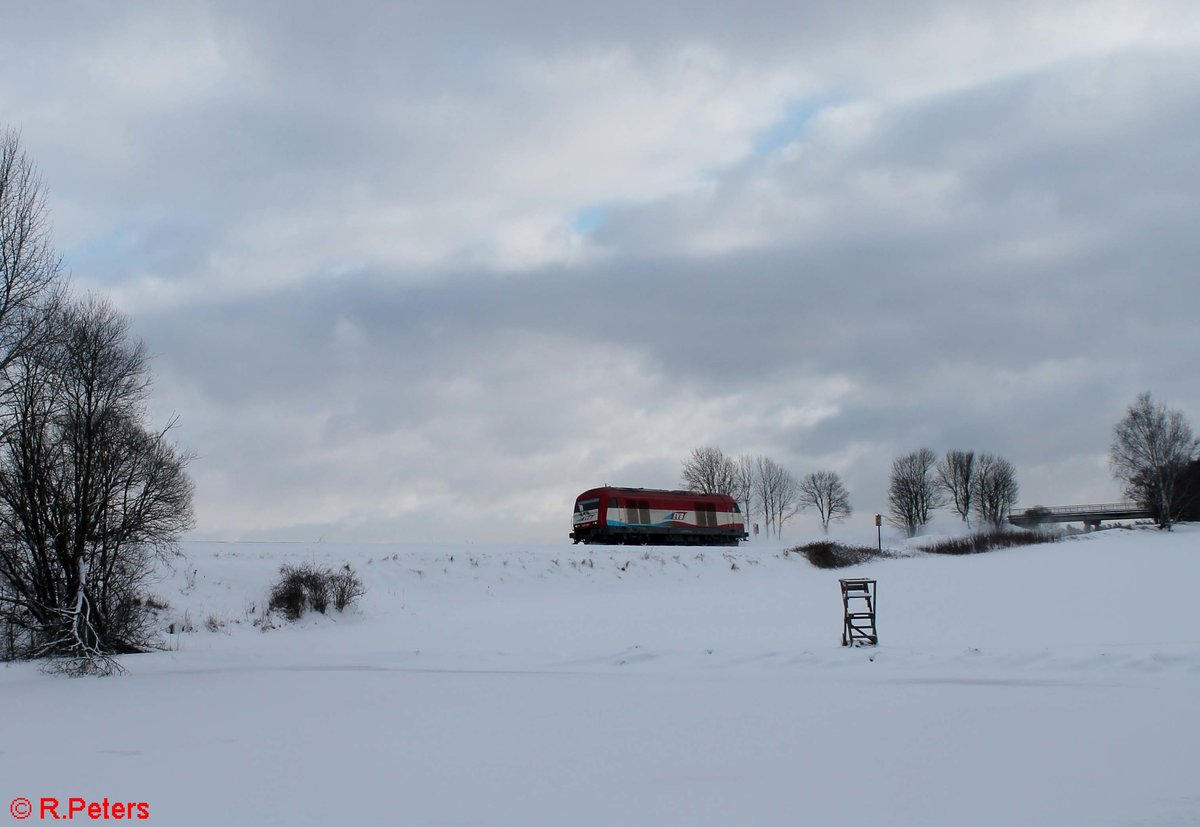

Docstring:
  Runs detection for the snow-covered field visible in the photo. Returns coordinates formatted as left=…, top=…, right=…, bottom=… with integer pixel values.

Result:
left=3, top=526, right=1199, bottom=826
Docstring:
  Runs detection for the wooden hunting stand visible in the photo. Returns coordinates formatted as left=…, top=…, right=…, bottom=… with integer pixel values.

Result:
left=840, top=578, right=878, bottom=646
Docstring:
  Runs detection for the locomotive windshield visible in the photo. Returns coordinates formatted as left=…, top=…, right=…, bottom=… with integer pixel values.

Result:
left=575, top=498, right=600, bottom=513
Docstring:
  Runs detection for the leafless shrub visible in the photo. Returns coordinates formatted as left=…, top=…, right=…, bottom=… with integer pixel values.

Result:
left=268, top=562, right=364, bottom=621
left=794, top=541, right=890, bottom=569
left=330, top=564, right=365, bottom=612
left=268, top=565, right=315, bottom=621
left=920, top=530, right=1058, bottom=555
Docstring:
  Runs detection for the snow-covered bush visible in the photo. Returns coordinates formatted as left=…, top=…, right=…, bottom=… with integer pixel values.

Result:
left=267, top=563, right=364, bottom=621
left=330, top=564, right=366, bottom=612
left=795, top=541, right=889, bottom=569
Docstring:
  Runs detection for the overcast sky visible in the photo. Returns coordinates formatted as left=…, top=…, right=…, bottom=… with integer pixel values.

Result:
left=3, top=1, right=1198, bottom=543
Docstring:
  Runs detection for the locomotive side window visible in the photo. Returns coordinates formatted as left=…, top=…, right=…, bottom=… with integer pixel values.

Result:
left=629, top=499, right=651, bottom=525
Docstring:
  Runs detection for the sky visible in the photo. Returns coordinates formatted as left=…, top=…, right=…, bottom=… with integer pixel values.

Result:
left=2, top=0, right=1198, bottom=543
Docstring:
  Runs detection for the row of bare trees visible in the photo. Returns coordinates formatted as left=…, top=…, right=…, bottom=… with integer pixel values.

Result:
left=0, top=129, right=193, bottom=674
left=683, top=394, right=1198, bottom=542
left=681, top=391, right=1200, bottom=542
left=680, top=446, right=851, bottom=536
left=896, top=393, right=1200, bottom=535
left=888, top=447, right=1019, bottom=536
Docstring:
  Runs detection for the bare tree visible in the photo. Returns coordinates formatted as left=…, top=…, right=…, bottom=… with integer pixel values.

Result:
left=1111, top=392, right=1200, bottom=530
left=0, top=298, right=194, bottom=674
left=887, top=448, right=944, bottom=536
left=936, top=449, right=975, bottom=525
left=753, top=456, right=800, bottom=538
left=0, top=129, right=62, bottom=412
left=972, top=453, right=1019, bottom=530
left=797, top=470, right=852, bottom=533
left=680, top=445, right=739, bottom=495
left=733, top=454, right=757, bottom=531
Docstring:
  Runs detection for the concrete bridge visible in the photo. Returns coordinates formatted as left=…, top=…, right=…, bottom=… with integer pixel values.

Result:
left=1008, top=502, right=1152, bottom=530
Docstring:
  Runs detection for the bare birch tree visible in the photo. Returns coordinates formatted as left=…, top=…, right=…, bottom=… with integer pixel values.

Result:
left=1111, top=392, right=1199, bottom=530
left=753, top=456, right=800, bottom=538
left=887, top=448, right=944, bottom=536
left=971, top=453, right=1019, bottom=529
left=797, top=470, right=852, bottom=533
left=936, top=449, right=975, bottom=525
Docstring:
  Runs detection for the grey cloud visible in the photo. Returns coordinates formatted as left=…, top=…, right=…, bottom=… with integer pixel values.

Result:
left=8, top=3, right=1200, bottom=541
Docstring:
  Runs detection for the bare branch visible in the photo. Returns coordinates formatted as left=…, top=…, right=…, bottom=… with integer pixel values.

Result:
left=936, top=450, right=975, bottom=525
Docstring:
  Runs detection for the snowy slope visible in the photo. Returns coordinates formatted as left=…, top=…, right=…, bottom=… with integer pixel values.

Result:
left=2, top=526, right=1198, bottom=826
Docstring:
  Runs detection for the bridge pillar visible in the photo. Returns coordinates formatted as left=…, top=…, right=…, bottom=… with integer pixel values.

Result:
left=1083, top=519, right=1101, bottom=531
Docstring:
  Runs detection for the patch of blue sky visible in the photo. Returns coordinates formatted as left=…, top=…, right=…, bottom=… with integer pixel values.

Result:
left=571, top=202, right=612, bottom=235
left=752, top=99, right=834, bottom=156
left=61, top=227, right=141, bottom=281
left=324, top=258, right=368, bottom=278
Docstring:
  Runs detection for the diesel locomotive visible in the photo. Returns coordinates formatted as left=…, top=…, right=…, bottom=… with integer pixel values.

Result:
left=570, top=486, right=749, bottom=546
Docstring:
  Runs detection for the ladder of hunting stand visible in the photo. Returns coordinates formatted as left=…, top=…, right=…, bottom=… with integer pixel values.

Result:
left=840, top=578, right=878, bottom=646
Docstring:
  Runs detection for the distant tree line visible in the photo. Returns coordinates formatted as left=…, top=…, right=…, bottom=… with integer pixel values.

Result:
left=680, top=442, right=1024, bottom=540
left=0, top=129, right=193, bottom=674
left=679, top=392, right=1200, bottom=543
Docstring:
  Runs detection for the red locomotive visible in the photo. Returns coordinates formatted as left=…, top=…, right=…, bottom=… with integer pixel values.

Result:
left=570, top=486, right=749, bottom=546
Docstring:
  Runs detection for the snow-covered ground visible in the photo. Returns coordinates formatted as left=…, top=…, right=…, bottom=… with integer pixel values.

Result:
left=2, top=526, right=1199, bottom=826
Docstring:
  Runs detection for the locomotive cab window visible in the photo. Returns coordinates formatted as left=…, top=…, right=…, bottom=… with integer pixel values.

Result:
left=576, top=498, right=599, bottom=513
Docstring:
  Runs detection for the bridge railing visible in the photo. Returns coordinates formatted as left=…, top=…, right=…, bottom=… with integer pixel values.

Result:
left=1009, top=502, right=1145, bottom=519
